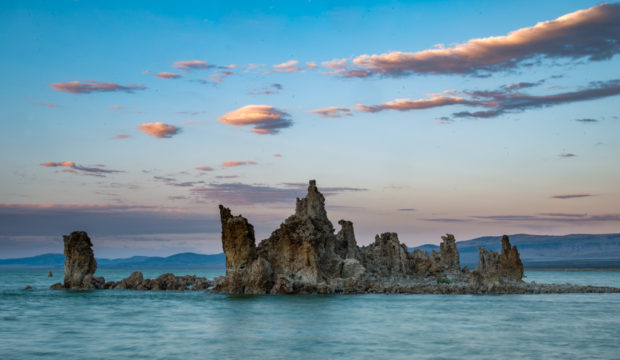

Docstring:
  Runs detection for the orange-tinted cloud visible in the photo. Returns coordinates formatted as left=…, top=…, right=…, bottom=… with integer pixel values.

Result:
left=222, top=161, right=257, bottom=167
left=217, top=105, right=293, bottom=135
left=357, top=96, right=470, bottom=113
left=195, top=166, right=214, bottom=171
left=114, top=134, right=130, bottom=139
left=346, top=3, right=620, bottom=77
left=40, top=161, right=121, bottom=176
left=310, top=106, right=352, bottom=118
left=137, top=122, right=181, bottom=139
left=50, top=81, right=146, bottom=94
left=272, top=60, right=301, bottom=73
left=32, top=101, right=59, bottom=108
left=172, top=60, right=212, bottom=71
left=156, top=72, right=181, bottom=79
left=273, top=153, right=282, bottom=158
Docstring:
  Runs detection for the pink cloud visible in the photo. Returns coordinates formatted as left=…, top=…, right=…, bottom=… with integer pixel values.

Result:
left=273, top=153, right=282, bottom=158
left=217, top=105, right=292, bottom=135
left=172, top=60, right=212, bottom=71
left=137, top=122, right=181, bottom=139
left=306, top=62, right=318, bottom=69
left=357, top=96, right=470, bottom=113
left=109, top=105, right=123, bottom=110
left=211, top=70, right=234, bottom=83
left=114, top=134, right=130, bottom=139
left=156, top=72, right=181, bottom=79
left=196, top=166, right=214, bottom=171
left=40, top=161, right=121, bottom=176
left=50, top=81, right=146, bottom=94
left=272, top=60, right=301, bottom=73
left=559, top=153, right=576, bottom=158
left=346, top=3, right=620, bottom=77
left=310, top=106, right=352, bottom=118
left=222, top=161, right=257, bottom=167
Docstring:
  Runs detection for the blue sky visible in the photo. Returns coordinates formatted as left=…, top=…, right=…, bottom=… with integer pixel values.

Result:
left=1, top=0, right=619, bottom=257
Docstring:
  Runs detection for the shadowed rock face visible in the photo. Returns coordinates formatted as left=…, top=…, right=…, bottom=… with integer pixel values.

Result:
left=62, top=231, right=101, bottom=289
left=440, top=234, right=460, bottom=272
left=470, top=235, right=524, bottom=290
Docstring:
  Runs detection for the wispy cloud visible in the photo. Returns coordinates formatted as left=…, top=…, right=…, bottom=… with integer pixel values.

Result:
left=217, top=105, right=293, bottom=135
left=250, top=83, right=283, bottom=95
left=137, top=122, right=181, bottom=139
left=40, top=161, right=122, bottom=176
left=172, top=60, right=213, bottom=71
left=345, top=3, right=620, bottom=77
left=222, top=161, right=257, bottom=168
left=551, top=193, right=592, bottom=199
left=272, top=60, right=302, bottom=73
left=473, top=213, right=620, bottom=223
left=50, top=81, right=146, bottom=94
left=153, top=176, right=205, bottom=188
left=195, top=166, right=214, bottom=172
left=310, top=106, right=352, bottom=118
left=576, top=118, right=599, bottom=123
left=191, top=182, right=367, bottom=205
left=156, top=72, right=182, bottom=79
left=273, top=153, right=282, bottom=158
left=210, top=70, right=234, bottom=83
left=32, top=101, right=59, bottom=108
left=357, top=79, right=620, bottom=118
left=114, top=134, right=130, bottom=140
left=559, top=153, right=576, bottom=158
left=397, top=208, right=416, bottom=212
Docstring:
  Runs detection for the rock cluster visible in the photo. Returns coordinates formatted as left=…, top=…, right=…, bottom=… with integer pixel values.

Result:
left=50, top=231, right=210, bottom=291
left=215, top=180, right=529, bottom=294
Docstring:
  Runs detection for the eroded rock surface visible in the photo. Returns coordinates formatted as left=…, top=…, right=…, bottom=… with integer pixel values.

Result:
left=55, top=231, right=104, bottom=289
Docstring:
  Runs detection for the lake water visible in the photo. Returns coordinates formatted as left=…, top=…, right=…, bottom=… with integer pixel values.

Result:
left=1, top=269, right=619, bottom=359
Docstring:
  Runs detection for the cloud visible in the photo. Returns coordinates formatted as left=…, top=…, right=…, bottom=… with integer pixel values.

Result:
left=306, top=62, right=318, bottom=69
left=551, top=193, right=592, bottom=199
left=222, top=161, right=257, bottom=168
left=196, top=166, right=214, bottom=172
left=0, top=203, right=217, bottom=237
left=559, top=153, right=576, bottom=158
left=473, top=213, right=620, bottom=223
left=310, top=107, right=352, bottom=118
left=172, top=60, right=213, bottom=71
left=40, top=161, right=122, bottom=176
left=32, top=101, right=59, bottom=108
left=114, top=134, right=130, bottom=140
left=357, top=96, right=469, bottom=113
left=357, top=79, right=620, bottom=118
left=217, top=105, right=293, bottom=135
left=273, top=153, right=282, bottom=158
left=154, top=176, right=205, bottom=188
left=110, top=105, right=123, bottom=110
left=346, top=3, right=620, bottom=77
left=191, top=182, right=367, bottom=205
left=211, top=70, right=234, bottom=83
left=156, top=72, right=181, bottom=79
left=250, top=83, right=283, bottom=95
left=397, top=208, right=416, bottom=212
left=576, top=118, right=599, bottom=123
left=423, top=218, right=473, bottom=223
left=137, top=122, right=181, bottom=138
left=50, top=81, right=146, bottom=94
left=272, top=60, right=301, bottom=73
left=321, top=58, right=348, bottom=74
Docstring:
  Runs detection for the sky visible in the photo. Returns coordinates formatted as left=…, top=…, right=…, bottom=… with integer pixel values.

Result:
left=1, top=0, right=619, bottom=258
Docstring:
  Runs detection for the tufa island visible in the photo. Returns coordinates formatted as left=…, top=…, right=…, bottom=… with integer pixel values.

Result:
left=51, top=180, right=620, bottom=294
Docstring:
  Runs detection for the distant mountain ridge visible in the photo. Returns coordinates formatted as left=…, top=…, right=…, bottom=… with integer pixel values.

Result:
left=2, top=233, right=620, bottom=269
left=0, top=252, right=225, bottom=269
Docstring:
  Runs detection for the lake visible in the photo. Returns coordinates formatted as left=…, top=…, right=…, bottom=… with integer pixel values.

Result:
left=1, top=269, right=619, bottom=359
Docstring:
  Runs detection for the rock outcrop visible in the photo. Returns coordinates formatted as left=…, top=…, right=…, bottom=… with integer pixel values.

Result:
left=213, top=180, right=568, bottom=295
left=54, top=231, right=105, bottom=289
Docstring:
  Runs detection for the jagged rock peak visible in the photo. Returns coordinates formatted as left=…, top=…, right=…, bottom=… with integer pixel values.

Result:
left=295, top=179, right=328, bottom=221
left=439, top=233, right=460, bottom=272
left=61, top=231, right=104, bottom=289
left=499, top=235, right=524, bottom=281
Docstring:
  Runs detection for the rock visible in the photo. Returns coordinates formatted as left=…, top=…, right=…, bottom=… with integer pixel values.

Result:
left=411, top=249, right=433, bottom=274
left=119, top=272, right=144, bottom=289
left=359, top=233, right=411, bottom=276
left=335, top=220, right=359, bottom=259
left=439, top=234, right=460, bottom=272
left=341, top=258, right=365, bottom=279
left=49, top=283, right=63, bottom=290
left=48, top=271, right=53, bottom=277
left=499, top=235, right=524, bottom=281
left=61, top=231, right=102, bottom=289
left=23, top=285, right=33, bottom=290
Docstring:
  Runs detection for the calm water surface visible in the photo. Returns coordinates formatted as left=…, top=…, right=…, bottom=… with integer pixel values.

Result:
left=1, top=269, right=619, bottom=359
